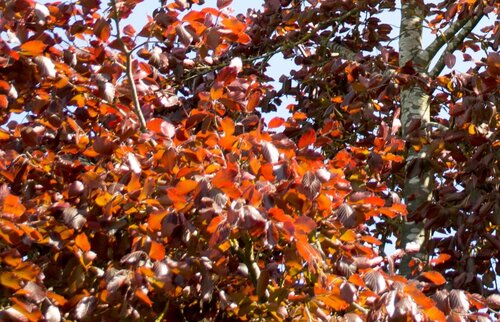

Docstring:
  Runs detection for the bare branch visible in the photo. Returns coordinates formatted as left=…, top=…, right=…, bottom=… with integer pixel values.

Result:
left=111, top=0, right=147, bottom=132
left=429, top=14, right=484, bottom=77
left=418, top=18, right=470, bottom=67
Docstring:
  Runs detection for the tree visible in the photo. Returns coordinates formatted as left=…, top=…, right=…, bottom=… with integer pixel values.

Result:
left=0, top=0, right=498, bottom=320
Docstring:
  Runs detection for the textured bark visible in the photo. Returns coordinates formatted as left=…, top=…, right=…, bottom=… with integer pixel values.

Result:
left=398, top=2, right=430, bottom=276
left=398, top=2, right=484, bottom=276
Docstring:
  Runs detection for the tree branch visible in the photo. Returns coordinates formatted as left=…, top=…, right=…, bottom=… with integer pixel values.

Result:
left=111, top=0, right=147, bottom=132
left=180, top=8, right=359, bottom=87
left=418, top=18, right=469, bottom=67
left=329, top=42, right=357, bottom=61
left=428, top=13, right=484, bottom=77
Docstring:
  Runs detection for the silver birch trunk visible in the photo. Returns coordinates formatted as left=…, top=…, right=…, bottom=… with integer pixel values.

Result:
left=398, top=2, right=431, bottom=276
left=397, top=2, right=483, bottom=276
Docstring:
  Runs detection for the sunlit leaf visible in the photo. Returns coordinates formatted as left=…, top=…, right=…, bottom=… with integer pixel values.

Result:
left=268, top=117, right=285, bottom=129
left=360, top=235, right=382, bottom=246
left=0, top=271, right=22, bottom=290
left=420, top=271, right=446, bottom=286
left=75, top=233, right=91, bottom=252
left=298, top=129, right=316, bottom=149
left=0, top=128, right=9, bottom=141
left=0, top=94, right=8, bottom=109
left=212, top=168, right=238, bottom=189
left=19, top=40, right=47, bottom=56
left=147, top=118, right=176, bottom=138
left=317, top=294, right=349, bottom=311
left=423, top=307, right=446, bottom=322
left=14, top=262, right=40, bottom=281
left=430, top=253, right=451, bottom=266
left=135, top=289, right=153, bottom=307
left=246, top=91, right=261, bottom=112
left=294, top=216, right=316, bottom=235
left=149, top=240, right=166, bottom=261
left=404, top=284, right=435, bottom=308
left=340, top=229, right=356, bottom=243
left=210, top=85, right=224, bottom=100
left=94, top=18, right=111, bottom=42
left=2, top=194, right=26, bottom=217
left=220, top=117, right=235, bottom=136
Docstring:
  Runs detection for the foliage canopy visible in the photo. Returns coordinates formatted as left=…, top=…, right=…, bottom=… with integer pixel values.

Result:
left=0, top=0, right=499, bottom=321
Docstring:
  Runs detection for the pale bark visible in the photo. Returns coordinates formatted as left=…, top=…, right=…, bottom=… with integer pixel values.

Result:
left=398, top=2, right=484, bottom=276
left=398, top=2, right=430, bottom=276
left=428, top=15, right=484, bottom=77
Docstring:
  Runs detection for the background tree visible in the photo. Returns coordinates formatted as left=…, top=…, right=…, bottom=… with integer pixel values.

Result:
left=0, top=0, right=498, bottom=321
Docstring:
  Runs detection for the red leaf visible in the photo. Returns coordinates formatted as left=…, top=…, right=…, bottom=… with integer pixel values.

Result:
left=149, top=241, right=166, bottom=261
left=19, top=40, right=47, bottom=56
left=317, top=294, right=349, bottom=311
left=298, top=129, right=316, bottom=149
left=392, top=203, right=408, bottom=215
left=210, top=84, right=224, bottom=100
left=0, top=128, right=10, bottom=142
left=424, top=307, right=446, bottom=322
left=333, top=150, right=352, bottom=168
left=293, top=111, right=307, bottom=120
left=147, top=118, right=175, bottom=138
left=0, top=94, right=8, bottom=109
left=212, top=168, right=238, bottom=189
left=421, top=271, right=446, bottom=286
left=269, top=208, right=293, bottom=223
left=217, top=0, right=232, bottom=9
left=430, top=253, right=451, bottom=266
left=296, top=236, right=320, bottom=268
left=93, top=137, right=115, bottom=155
left=268, top=117, right=285, bottom=128
left=134, top=289, right=153, bottom=307
left=220, top=117, right=235, bottom=136
left=379, top=207, right=397, bottom=218
left=221, top=18, right=246, bottom=35
left=316, top=193, right=332, bottom=212
left=94, top=18, right=111, bottom=42
left=294, top=216, right=316, bottom=235
left=2, top=194, right=26, bottom=217
left=175, top=180, right=198, bottom=195
left=246, top=91, right=261, bottom=112
left=237, top=33, right=252, bottom=44
left=444, top=53, right=456, bottom=69
left=123, top=24, right=136, bottom=37
left=405, top=284, right=435, bottom=309
left=75, top=233, right=91, bottom=252
left=207, top=216, right=223, bottom=234
left=148, top=211, right=167, bottom=232
left=361, top=196, right=385, bottom=207
left=360, top=235, right=382, bottom=246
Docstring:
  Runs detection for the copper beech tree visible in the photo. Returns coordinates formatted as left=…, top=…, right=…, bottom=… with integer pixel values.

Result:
left=0, top=0, right=499, bottom=320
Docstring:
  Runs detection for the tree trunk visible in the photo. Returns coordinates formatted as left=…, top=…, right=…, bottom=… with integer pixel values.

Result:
left=397, top=2, right=484, bottom=276
left=398, top=2, right=431, bottom=276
